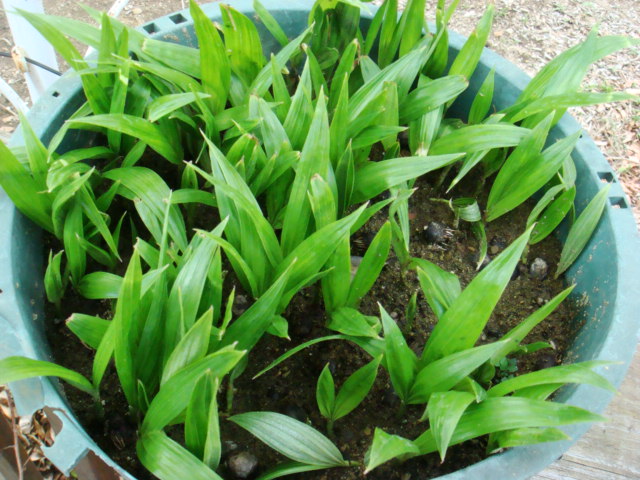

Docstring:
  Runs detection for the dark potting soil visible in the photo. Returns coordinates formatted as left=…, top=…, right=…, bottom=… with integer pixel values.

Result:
left=43, top=169, right=579, bottom=480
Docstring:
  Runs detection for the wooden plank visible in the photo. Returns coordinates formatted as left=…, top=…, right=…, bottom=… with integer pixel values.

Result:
left=532, top=457, right=636, bottom=480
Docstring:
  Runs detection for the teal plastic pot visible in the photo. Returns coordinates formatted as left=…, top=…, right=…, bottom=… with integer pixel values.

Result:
left=1, top=1, right=638, bottom=478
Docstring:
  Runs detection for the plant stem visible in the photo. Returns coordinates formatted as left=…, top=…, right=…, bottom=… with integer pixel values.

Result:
left=327, top=419, right=335, bottom=438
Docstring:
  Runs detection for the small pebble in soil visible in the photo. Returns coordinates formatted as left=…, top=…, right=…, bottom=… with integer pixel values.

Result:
left=222, top=440, right=239, bottom=457
left=536, top=352, right=558, bottom=370
left=489, top=236, right=508, bottom=255
left=530, top=258, right=549, bottom=280
left=511, top=263, right=528, bottom=280
left=227, top=451, right=259, bottom=479
left=422, top=221, right=454, bottom=244
left=283, top=405, right=307, bottom=422
left=233, top=294, right=250, bottom=316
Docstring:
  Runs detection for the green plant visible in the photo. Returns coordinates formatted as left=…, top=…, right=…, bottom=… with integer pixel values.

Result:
left=0, top=0, right=637, bottom=478
left=316, top=356, right=381, bottom=435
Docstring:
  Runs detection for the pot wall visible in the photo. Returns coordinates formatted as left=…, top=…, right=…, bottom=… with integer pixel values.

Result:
left=1, top=1, right=638, bottom=478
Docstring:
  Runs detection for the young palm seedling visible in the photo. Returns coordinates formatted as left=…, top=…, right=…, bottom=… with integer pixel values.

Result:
left=316, top=356, right=381, bottom=436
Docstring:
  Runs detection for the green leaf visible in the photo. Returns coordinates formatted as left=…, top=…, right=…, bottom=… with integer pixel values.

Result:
left=349, top=46, right=430, bottom=121
left=509, top=91, right=637, bottom=124
left=67, top=115, right=182, bottom=164
left=137, top=430, right=223, bottom=480
left=414, top=258, right=461, bottom=319
left=44, top=250, right=65, bottom=307
left=104, top=167, right=188, bottom=251
left=516, top=33, right=640, bottom=109
left=230, top=412, right=348, bottom=467
left=249, top=26, right=312, bottom=99
left=220, top=262, right=293, bottom=352
left=253, top=0, right=289, bottom=47
left=78, top=270, right=165, bottom=300
left=330, top=39, right=358, bottom=110
left=398, top=0, right=427, bottom=57
left=276, top=204, right=367, bottom=302
left=253, top=335, right=345, bottom=380
left=489, top=427, right=569, bottom=453
left=203, top=379, right=222, bottom=469
left=352, top=154, right=463, bottom=204
left=108, top=58, right=130, bottom=152
left=409, top=341, right=509, bottom=404
left=66, top=314, right=109, bottom=350
left=328, top=307, right=381, bottom=339
left=162, top=308, right=214, bottom=385
left=221, top=4, right=265, bottom=87
left=185, top=373, right=221, bottom=469
left=17, top=112, right=48, bottom=188
left=376, top=0, right=399, bottom=67
left=185, top=372, right=214, bottom=461
left=77, top=186, right=119, bottom=260
left=316, top=364, right=336, bottom=421
left=487, top=117, right=579, bottom=221
left=426, top=391, right=475, bottom=461
left=281, top=92, right=330, bottom=255
left=415, top=396, right=605, bottom=454
left=92, top=321, right=115, bottom=390
left=256, top=462, right=331, bottom=480
left=556, top=184, right=611, bottom=276
left=142, top=345, right=245, bottom=432
left=147, top=92, right=211, bottom=123
left=17, top=9, right=108, bottom=114
left=422, top=227, right=533, bottom=363
left=527, top=185, right=570, bottom=233
left=530, top=187, right=577, bottom=244
left=468, top=69, right=495, bottom=124
left=190, top=0, right=230, bottom=113
left=333, top=357, right=380, bottom=420
left=364, top=428, right=419, bottom=473
left=400, top=75, right=468, bottom=124
left=0, top=356, right=95, bottom=396
left=380, top=305, right=417, bottom=403
left=430, top=124, right=529, bottom=156
left=308, top=174, right=338, bottom=230
left=447, top=4, right=494, bottom=82
left=267, top=315, right=290, bottom=340
left=112, top=248, right=142, bottom=409
left=347, top=222, right=391, bottom=306
left=488, top=361, right=614, bottom=397
left=0, top=141, right=52, bottom=232
left=163, top=231, right=222, bottom=359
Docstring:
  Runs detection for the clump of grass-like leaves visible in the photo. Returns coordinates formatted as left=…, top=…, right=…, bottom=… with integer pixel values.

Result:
left=0, top=0, right=637, bottom=478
